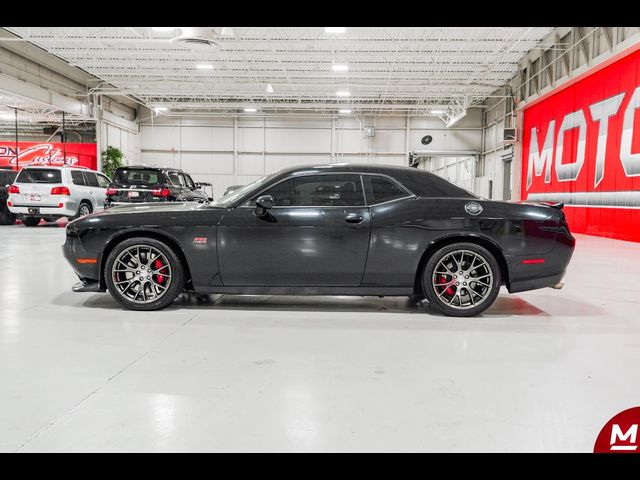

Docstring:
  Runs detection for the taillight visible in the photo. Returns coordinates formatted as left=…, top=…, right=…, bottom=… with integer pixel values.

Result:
left=152, top=188, right=171, bottom=198
left=51, top=186, right=71, bottom=195
left=105, top=187, right=119, bottom=196
left=8, top=185, right=19, bottom=194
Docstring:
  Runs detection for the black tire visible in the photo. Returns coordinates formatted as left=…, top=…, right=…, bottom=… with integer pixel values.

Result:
left=73, top=201, right=93, bottom=220
left=23, top=217, right=41, bottom=227
left=422, top=242, right=501, bottom=317
left=0, top=208, right=16, bottom=225
left=104, top=237, right=185, bottom=311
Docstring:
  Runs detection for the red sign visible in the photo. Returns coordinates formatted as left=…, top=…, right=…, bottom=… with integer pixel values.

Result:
left=594, top=406, right=640, bottom=453
left=521, top=44, right=640, bottom=242
left=0, top=142, right=97, bottom=171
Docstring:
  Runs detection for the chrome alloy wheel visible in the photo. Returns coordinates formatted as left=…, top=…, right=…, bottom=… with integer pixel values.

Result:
left=111, top=245, right=172, bottom=304
left=79, top=204, right=92, bottom=216
left=432, top=249, right=494, bottom=310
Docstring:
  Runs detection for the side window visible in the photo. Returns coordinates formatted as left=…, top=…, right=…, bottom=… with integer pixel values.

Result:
left=367, top=176, right=408, bottom=204
left=96, top=174, right=111, bottom=188
left=71, top=170, right=86, bottom=186
left=254, top=174, right=364, bottom=207
left=185, top=174, right=196, bottom=189
left=179, top=173, right=189, bottom=188
left=83, top=171, right=100, bottom=187
left=167, top=171, right=184, bottom=186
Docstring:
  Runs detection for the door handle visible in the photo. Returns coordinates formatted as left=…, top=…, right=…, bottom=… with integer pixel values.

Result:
left=344, top=213, right=364, bottom=224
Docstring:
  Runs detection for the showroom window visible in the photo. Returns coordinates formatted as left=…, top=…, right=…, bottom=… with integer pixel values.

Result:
left=256, top=174, right=365, bottom=207
left=367, top=176, right=409, bottom=204
left=71, top=170, right=86, bottom=186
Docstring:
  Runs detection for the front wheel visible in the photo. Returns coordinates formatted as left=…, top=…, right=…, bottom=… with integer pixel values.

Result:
left=105, top=237, right=185, bottom=311
left=422, top=243, right=501, bottom=317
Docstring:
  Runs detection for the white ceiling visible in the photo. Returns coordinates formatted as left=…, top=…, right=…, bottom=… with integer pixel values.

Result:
left=4, top=27, right=554, bottom=115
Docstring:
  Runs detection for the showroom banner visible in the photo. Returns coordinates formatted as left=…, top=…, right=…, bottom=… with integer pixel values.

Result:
left=0, top=142, right=97, bottom=171
left=521, top=44, right=640, bottom=242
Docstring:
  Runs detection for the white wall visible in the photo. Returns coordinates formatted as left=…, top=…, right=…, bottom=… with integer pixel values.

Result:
left=100, top=121, right=140, bottom=169
left=138, top=113, right=483, bottom=197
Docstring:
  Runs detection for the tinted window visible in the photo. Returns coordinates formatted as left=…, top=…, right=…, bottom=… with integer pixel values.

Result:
left=168, top=171, right=185, bottom=187
left=257, top=174, right=364, bottom=207
left=16, top=169, right=62, bottom=184
left=83, top=171, right=99, bottom=187
left=184, top=174, right=196, bottom=189
left=113, top=168, right=163, bottom=185
left=96, top=174, right=110, bottom=188
left=368, top=176, right=408, bottom=204
left=71, top=170, right=86, bottom=186
left=395, top=170, right=477, bottom=198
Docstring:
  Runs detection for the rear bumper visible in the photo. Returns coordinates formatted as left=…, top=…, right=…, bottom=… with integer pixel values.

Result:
left=9, top=196, right=79, bottom=218
left=506, top=233, right=575, bottom=294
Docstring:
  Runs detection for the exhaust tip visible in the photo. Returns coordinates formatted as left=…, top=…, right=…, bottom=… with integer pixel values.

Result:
left=551, top=281, right=565, bottom=290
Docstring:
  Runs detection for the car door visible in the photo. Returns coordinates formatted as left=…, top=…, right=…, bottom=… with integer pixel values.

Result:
left=94, top=173, right=111, bottom=210
left=81, top=171, right=101, bottom=210
left=217, top=173, right=371, bottom=286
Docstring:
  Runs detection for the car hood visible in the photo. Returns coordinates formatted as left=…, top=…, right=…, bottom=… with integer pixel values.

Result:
left=101, top=201, right=210, bottom=215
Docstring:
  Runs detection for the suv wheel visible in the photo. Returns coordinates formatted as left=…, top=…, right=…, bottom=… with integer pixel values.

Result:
left=74, top=201, right=92, bottom=220
left=422, top=242, right=501, bottom=317
left=105, top=237, right=184, bottom=311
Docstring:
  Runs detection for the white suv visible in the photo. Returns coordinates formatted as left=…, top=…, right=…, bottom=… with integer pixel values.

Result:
left=7, top=166, right=111, bottom=227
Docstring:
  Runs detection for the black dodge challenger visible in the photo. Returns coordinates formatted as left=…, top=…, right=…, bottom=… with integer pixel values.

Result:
left=63, top=164, right=575, bottom=316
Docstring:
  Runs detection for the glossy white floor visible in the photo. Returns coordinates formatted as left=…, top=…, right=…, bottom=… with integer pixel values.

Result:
left=1, top=222, right=639, bottom=453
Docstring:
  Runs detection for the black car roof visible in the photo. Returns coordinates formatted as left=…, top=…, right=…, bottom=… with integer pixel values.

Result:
left=118, top=165, right=181, bottom=172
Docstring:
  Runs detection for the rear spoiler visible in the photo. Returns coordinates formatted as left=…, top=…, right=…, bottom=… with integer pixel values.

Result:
left=545, top=202, right=564, bottom=210
left=516, top=200, right=564, bottom=210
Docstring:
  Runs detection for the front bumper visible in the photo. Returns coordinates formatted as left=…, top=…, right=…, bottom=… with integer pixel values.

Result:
left=63, top=228, right=104, bottom=290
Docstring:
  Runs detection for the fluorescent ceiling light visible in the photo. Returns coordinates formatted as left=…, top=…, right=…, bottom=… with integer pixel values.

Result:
left=325, top=27, right=346, bottom=34
left=154, top=107, right=168, bottom=112
left=332, top=64, right=349, bottom=71
left=152, top=27, right=176, bottom=32
left=244, top=108, right=257, bottom=113
left=265, top=83, right=274, bottom=93
left=430, top=109, right=446, bottom=115
left=0, top=113, right=14, bottom=120
left=339, top=109, right=352, bottom=114
left=336, top=90, right=351, bottom=97
left=446, top=110, right=468, bottom=128
left=196, top=64, right=214, bottom=70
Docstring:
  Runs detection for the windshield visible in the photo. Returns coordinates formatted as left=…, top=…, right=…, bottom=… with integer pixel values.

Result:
left=212, top=173, right=277, bottom=208
left=16, top=168, right=62, bottom=184
left=113, top=168, right=164, bottom=185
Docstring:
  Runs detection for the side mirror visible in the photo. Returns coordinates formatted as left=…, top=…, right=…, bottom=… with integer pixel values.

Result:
left=255, top=195, right=274, bottom=217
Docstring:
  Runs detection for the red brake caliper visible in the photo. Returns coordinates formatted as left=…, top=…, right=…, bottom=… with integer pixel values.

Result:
left=440, top=275, right=454, bottom=296
left=154, top=259, right=166, bottom=284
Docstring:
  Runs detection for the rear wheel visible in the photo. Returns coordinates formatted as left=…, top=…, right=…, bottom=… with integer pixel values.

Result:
left=0, top=209, right=16, bottom=225
left=23, top=217, right=41, bottom=227
left=73, top=201, right=92, bottom=220
left=422, top=242, right=501, bottom=317
left=105, top=237, right=184, bottom=311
